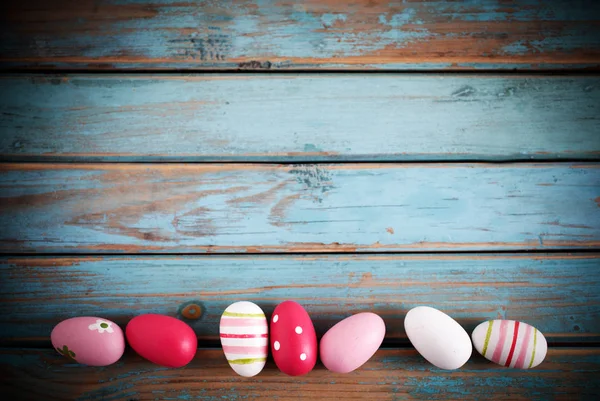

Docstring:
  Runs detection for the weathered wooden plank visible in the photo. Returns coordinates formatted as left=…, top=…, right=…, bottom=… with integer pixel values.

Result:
left=1, top=348, right=599, bottom=400
left=1, top=0, right=600, bottom=70
left=1, top=254, right=599, bottom=344
left=1, top=163, right=599, bottom=253
left=1, top=75, right=599, bottom=162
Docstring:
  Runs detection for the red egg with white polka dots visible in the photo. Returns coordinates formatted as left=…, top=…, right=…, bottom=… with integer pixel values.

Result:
left=270, top=301, right=317, bottom=376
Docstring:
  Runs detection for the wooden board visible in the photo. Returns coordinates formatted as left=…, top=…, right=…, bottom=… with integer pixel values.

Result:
left=1, top=254, right=599, bottom=345
left=1, top=1, right=600, bottom=71
left=1, top=163, right=599, bottom=253
left=1, top=348, right=599, bottom=400
left=1, top=75, right=600, bottom=162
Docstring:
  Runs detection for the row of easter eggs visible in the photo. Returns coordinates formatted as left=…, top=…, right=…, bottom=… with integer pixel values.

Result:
left=51, top=302, right=547, bottom=376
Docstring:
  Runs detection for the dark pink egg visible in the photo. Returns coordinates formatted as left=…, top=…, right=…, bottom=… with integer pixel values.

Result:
left=126, top=314, right=197, bottom=367
left=270, top=301, right=317, bottom=376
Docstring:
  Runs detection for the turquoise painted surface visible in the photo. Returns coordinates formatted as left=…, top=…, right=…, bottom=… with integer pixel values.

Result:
left=1, top=254, right=599, bottom=343
left=0, top=163, right=599, bottom=253
left=0, top=0, right=598, bottom=398
left=1, top=0, right=599, bottom=69
left=1, top=75, right=599, bottom=161
left=1, top=348, right=599, bottom=400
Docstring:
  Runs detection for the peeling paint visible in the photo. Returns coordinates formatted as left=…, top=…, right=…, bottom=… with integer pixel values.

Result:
left=1, top=0, right=599, bottom=69
left=3, top=75, right=598, bottom=161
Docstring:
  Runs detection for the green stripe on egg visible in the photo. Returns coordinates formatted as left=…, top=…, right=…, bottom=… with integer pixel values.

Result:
left=228, top=357, right=267, bottom=365
left=222, top=311, right=266, bottom=318
left=482, top=320, right=494, bottom=357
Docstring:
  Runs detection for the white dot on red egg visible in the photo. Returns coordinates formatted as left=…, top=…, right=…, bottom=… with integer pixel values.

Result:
left=274, top=341, right=280, bottom=351
left=273, top=315, right=279, bottom=323
left=300, top=353, right=307, bottom=361
left=295, top=326, right=302, bottom=334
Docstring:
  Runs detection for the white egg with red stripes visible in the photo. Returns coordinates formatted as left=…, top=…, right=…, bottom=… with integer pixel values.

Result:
left=472, top=320, right=547, bottom=369
left=219, top=301, right=269, bottom=377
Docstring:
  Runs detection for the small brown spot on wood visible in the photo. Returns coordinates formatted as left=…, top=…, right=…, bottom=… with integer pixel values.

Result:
left=595, top=197, right=600, bottom=207
left=142, top=232, right=157, bottom=241
left=359, top=272, right=374, bottom=286
left=238, top=60, right=272, bottom=69
left=386, top=227, right=394, bottom=234
left=179, top=301, right=203, bottom=320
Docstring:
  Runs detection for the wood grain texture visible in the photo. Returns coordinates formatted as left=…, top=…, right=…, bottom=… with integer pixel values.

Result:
left=1, top=0, right=600, bottom=70
left=1, top=75, right=600, bottom=162
left=1, top=254, right=599, bottom=344
left=1, top=163, right=599, bottom=253
left=1, top=348, right=599, bottom=400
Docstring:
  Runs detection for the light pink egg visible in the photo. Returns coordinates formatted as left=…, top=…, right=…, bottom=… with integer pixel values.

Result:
left=320, top=312, right=386, bottom=373
left=51, top=317, right=125, bottom=366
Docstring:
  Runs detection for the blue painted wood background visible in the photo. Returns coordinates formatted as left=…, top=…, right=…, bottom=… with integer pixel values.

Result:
left=1, top=75, right=599, bottom=161
left=1, top=254, right=599, bottom=345
left=0, top=0, right=599, bottom=399
left=1, top=163, right=599, bottom=253
left=1, top=0, right=600, bottom=70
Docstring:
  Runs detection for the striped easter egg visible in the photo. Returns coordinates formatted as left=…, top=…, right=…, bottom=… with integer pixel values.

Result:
left=472, top=320, right=547, bottom=369
left=219, top=301, right=269, bottom=377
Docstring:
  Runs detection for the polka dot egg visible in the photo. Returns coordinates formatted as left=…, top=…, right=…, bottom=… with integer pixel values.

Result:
left=270, top=301, right=317, bottom=376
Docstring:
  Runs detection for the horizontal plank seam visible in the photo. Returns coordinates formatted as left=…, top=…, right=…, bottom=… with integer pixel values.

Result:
left=2, top=69, right=600, bottom=75
left=2, top=158, right=600, bottom=164
left=1, top=160, right=600, bottom=165
left=3, top=249, right=600, bottom=257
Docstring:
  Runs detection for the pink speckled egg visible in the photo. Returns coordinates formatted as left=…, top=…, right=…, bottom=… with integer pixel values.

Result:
left=51, top=317, right=125, bottom=366
left=320, top=313, right=386, bottom=373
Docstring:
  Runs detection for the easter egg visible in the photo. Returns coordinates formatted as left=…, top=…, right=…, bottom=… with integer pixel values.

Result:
left=126, top=314, right=197, bottom=367
left=320, top=312, right=386, bottom=373
left=219, top=301, right=269, bottom=377
left=404, top=306, right=472, bottom=370
left=270, top=301, right=317, bottom=376
left=472, top=320, right=547, bottom=369
left=51, top=317, right=125, bottom=366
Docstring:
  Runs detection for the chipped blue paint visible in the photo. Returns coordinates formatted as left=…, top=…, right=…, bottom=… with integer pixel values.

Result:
left=321, top=13, right=347, bottom=27
left=2, top=60, right=600, bottom=71
left=423, top=0, right=596, bottom=22
left=1, top=254, right=599, bottom=343
left=1, top=0, right=599, bottom=69
left=379, top=9, right=423, bottom=27
left=501, top=40, right=530, bottom=55
left=0, top=163, right=599, bottom=253
left=1, top=75, right=599, bottom=161
left=529, top=27, right=600, bottom=53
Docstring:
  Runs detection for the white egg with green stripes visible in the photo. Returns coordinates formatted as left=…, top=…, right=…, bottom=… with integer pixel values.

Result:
left=219, top=301, right=269, bottom=377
